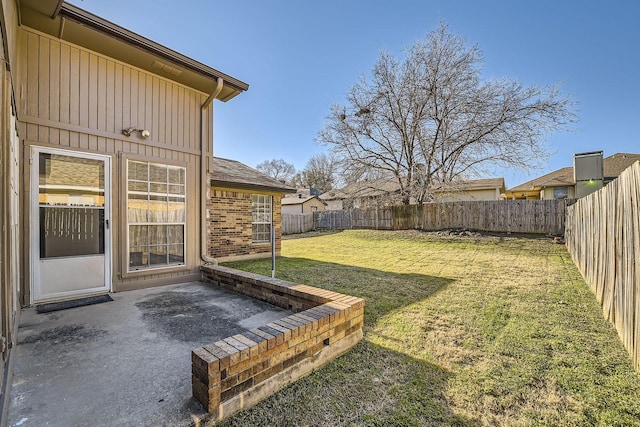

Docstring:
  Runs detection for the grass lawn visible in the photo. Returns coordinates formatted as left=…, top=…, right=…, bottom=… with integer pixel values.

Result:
left=219, top=230, right=640, bottom=426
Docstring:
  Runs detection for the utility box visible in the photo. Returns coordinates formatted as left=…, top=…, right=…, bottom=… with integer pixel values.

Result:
left=574, top=151, right=603, bottom=198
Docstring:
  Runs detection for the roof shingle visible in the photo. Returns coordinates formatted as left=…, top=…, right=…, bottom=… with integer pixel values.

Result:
left=211, top=157, right=295, bottom=193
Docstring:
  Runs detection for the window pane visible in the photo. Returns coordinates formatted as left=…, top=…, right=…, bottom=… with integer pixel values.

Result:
left=168, top=244, right=184, bottom=264
left=128, top=161, right=148, bottom=181
left=129, top=225, right=148, bottom=248
left=149, top=164, right=167, bottom=183
left=40, top=207, right=104, bottom=258
left=149, top=182, right=167, bottom=194
left=149, top=225, right=167, bottom=245
left=148, top=195, right=168, bottom=223
left=167, top=225, right=184, bottom=245
left=168, top=197, right=186, bottom=222
left=168, top=184, right=185, bottom=195
left=128, top=181, right=148, bottom=192
left=252, top=223, right=271, bottom=243
left=168, top=167, right=185, bottom=185
left=40, top=153, right=105, bottom=207
left=149, top=245, right=167, bottom=266
left=128, top=193, right=148, bottom=223
left=129, top=246, right=148, bottom=269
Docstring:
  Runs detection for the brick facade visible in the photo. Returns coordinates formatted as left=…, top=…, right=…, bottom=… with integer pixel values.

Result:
left=208, top=188, right=283, bottom=260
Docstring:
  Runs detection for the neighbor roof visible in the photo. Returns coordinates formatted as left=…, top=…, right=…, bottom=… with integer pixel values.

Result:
left=19, top=0, right=249, bottom=100
left=603, top=153, right=640, bottom=179
left=509, top=153, right=640, bottom=191
left=320, top=177, right=505, bottom=200
left=281, top=196, right=322, bottom=206
left=431, top=177, right=505, bottom=192
left=211, top=157, right=295, bottom=193
left=319, top=179, right=403, bottom=201
left=509, top=167, right=574, bottom=192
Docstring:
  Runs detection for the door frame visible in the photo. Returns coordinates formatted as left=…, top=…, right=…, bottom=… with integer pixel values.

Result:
left=29, top=146, right=112, bottom=304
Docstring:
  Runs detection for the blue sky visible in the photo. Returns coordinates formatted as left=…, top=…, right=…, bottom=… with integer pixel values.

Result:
left=70, top=0, right=640, bottom=188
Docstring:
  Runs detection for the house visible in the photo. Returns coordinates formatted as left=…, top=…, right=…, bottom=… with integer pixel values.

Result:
left=319, top=178, right=405, bottom=210
left=505, top=153, right=640, bottom=200
left=286, top=187, right=323, bottom=198
left=430, top=178, right=506, bottom=202
left=0, top=0, right=249, bottom=396
left=320, top=177, right=505, bottom=209
left=209, top=157, right=295, bottom=261
left=281, top=195, right=326, bottom=214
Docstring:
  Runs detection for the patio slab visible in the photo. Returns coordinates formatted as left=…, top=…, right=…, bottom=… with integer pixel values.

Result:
left=7, top=281, right=292, bottom=427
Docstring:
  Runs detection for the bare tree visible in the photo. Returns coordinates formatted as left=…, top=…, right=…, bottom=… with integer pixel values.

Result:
left=255, top=158, right=296, bottom=184
left=292, top=153, right=337, bottom=193
left=318, top=22, right=577, bottom=204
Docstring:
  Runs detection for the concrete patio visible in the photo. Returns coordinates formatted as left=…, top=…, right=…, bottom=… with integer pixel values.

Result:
left=7, top=281, right=292, bottom=427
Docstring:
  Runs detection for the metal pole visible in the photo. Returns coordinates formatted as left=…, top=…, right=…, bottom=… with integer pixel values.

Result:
left=271, top=224, right=275, bottom=278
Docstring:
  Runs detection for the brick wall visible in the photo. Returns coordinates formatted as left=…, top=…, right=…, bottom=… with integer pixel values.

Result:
left=193, top=265, right=365, bottom=420
left=208, top=188, right=282, bottom=260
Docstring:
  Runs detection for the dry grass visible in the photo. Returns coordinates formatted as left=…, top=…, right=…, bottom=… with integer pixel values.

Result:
left=220, top=230, right=640, bottom=426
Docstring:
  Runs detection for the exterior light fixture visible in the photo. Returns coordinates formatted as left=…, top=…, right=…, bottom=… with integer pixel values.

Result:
left=122, top=127, right=151, bottom=139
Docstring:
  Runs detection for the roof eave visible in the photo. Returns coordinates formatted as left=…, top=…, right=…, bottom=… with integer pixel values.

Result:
left=54, top=3, right=249, bottom=97
left=211, top=180, right=295, bottom=194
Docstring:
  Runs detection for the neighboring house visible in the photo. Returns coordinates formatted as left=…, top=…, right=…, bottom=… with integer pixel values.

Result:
left=320, top=177, right=505, bottom=209
left=505, top=153, right=640, bottom=200
left=320, top=179, right=404, bottom=210
left=0, top=0, right=249, bottom=387
left=431, top=178, right=506, bottom=202
left=286, top=187, right=322, bottom=198
left=209, top=157, right=295, bottom=261
left=281, top=196, right=326, bottom=214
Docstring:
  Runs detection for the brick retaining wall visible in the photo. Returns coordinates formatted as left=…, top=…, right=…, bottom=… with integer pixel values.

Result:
left=193, top=265, right=365, bottom=421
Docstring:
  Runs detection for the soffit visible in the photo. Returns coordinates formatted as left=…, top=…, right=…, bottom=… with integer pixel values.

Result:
left=19, top=0, right=248, bottom=100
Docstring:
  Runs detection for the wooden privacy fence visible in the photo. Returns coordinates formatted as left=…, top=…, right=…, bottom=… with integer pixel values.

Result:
left=283, top=199, right=574, bottom=235
left=392, top=200, right=572, bottom=234
left=565, top=161, right=640, bottom=369
left=281, top=213, right=315, bottom=235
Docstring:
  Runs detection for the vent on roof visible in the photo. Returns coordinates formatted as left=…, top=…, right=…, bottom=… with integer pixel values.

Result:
left=574, top=151, right=603, bottom=198
left=151, top=60, right=182, bottom=77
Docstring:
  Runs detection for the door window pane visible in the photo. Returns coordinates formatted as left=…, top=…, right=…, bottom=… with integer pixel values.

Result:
left=39, top=153, right=105, bottom=258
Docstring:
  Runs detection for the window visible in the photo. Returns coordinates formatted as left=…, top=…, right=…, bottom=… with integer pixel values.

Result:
left=252, top=194, right=272, bottom=243
left=553, top=187, right=568, bottom=200
left=127, top=160, right=186, bottom=271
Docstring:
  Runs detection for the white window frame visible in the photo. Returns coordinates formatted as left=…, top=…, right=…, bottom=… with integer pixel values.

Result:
left=252, top=194, right=272, bottom=244
left=126, top=160, right=187, bottom=271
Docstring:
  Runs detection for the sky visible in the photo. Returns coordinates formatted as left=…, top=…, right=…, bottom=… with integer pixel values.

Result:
left=70, top=0, right=640, bottom=188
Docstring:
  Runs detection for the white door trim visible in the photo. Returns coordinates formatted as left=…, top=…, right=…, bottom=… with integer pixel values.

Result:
left=30, top=146, right=112, bottom=304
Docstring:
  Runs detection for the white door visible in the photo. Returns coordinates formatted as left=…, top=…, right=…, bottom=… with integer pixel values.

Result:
left=31, top=147, right=111, bottom=303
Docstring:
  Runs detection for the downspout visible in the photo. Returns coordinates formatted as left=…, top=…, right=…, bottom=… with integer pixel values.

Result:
left=200, top=77, right=223, bottom=264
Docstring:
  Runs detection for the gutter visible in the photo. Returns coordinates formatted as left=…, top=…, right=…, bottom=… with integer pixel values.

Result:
left=200, top=78, right=224, bottom=265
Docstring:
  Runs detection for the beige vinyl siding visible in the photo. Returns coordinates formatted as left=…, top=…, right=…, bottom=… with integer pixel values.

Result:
left=433, top=188, right=501, bottom=202
left=541, top=186, right=576, bottom=200
left=17, top=27, right=214, bottom=298
left=19, top=28, right=205, bottom=153
left=0, top=41, right=21, bottom=365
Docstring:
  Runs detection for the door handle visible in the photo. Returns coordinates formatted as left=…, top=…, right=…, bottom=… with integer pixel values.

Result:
left=105, top=219, right=109, bottom=229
